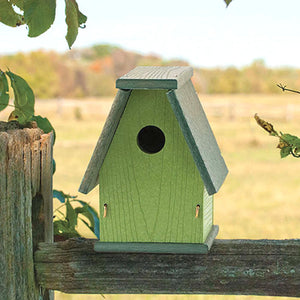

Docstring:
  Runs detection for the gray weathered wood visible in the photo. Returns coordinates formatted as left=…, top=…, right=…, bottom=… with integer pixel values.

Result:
left=116, top=66, right=193, bottom=90
left=94, top=225, right=219, bottom=254
left=0, top=124, right=54, bottom=300
left=79, top=89, right=131, bottom=194
left=167, top=80, right=228, bottom=195
left=41, top=133, right=54, bottom=244
left=35, top=238, right=300, bottom=297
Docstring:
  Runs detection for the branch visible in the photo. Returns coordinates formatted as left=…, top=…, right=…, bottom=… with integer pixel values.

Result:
left=35, top=238, right=300, bottom=297
left=277, top=83, right=300, bottom=95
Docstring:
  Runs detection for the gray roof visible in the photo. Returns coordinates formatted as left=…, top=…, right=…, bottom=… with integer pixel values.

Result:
left=79, top=66, right=228, bottom=195
left=116, top=66, right=193, bottom=90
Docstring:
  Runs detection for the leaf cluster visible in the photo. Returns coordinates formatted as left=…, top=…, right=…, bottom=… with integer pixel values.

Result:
left=0, top=69, right=55, bottom=139
left=0, top=0, right=87, bottom=48
left=254, top=114, right=300, bottom=158
left=53, top=190, right=100, bottom=241
left=277, top=133, right=300, bottom=158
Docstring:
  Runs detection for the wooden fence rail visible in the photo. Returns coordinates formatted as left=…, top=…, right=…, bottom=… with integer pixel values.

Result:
left=2, top=123, right=300, bottom=299
left=35, top=238, right=300, bottom=297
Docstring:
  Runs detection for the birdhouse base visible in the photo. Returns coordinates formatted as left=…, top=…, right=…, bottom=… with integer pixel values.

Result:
left=94, top=225, right=219, bottom=254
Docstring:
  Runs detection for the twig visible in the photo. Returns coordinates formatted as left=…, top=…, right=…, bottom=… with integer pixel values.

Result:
left=277, top=83, right=300, bottom=94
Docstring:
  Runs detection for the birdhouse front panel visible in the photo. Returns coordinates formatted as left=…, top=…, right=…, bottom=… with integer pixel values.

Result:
left=99, top=89, right=213, bottom=243
left=79, top=66, right=228, bottom=253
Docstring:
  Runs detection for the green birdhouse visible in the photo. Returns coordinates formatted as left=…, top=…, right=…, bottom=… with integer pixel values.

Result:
left=79, top=66, right=228, bottom=254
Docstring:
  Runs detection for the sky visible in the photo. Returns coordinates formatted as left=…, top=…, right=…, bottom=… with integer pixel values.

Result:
left=1, top=0, right=300, bottom=68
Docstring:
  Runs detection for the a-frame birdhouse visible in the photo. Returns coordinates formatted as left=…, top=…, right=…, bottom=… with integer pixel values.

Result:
left=79, top=66, right=228, bottom=254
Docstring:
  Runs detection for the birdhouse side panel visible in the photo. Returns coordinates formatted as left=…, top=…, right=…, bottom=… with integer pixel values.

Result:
left=202, top=188, right=213, bottom=241
left=98, top=89, right=207, bottom=243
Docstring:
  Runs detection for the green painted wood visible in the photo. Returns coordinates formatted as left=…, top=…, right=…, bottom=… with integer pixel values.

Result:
left=99, top=89, right=212, bottom=243
left=203, top=224, right=218, bottom=250
left=94, top=242, right=209, bottom=254
left=167, top=80, right=228, bottom=195
left=80, top=67, right=227, bottom=197
left=94, top=225, right=219, bottom=254
left=79, top=89, right=132, bottom=194
left=116, top=66, right=193, bottom=90
left=203, top=188, right=213, bottom=241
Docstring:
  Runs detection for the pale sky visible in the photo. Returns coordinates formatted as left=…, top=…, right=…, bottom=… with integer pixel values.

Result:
left=1, top=0, right=300, bottom=68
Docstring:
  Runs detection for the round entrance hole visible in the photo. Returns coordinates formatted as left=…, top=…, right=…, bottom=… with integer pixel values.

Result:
left=137, top=125, right=165, bottom=154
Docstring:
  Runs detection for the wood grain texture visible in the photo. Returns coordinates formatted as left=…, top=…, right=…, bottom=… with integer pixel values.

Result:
left=99, top=89, right=211, bottom=243
left=0, top=127, right=53, bottom=300
left=40, top=133, right=54, bottom=243
left=79, top=89, right=132, bottom=194
left=34, top=238, right=300, bottom=297
left=81, top=68, right=227, bottom=197
left=116, top=66, right=193, bottom=90
left=94, top=226, right=218, bottom=254
left=203, top=188, right=213, bottom=239
left=167, top=80, right=228, bottom=195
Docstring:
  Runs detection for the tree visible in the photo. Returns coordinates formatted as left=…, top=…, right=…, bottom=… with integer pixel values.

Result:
left=0, top=0, right=87, bottom=48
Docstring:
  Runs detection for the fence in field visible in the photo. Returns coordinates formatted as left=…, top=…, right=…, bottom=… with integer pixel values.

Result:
left=1, top=101, right=300, bottom=299
left=203, top=102, right=300, bottom=121
left=39, top=98, right=300, bottom=121
left=2, top=96, right=300, bottom=122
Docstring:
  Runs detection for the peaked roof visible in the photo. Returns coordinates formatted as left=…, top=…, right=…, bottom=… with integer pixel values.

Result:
left=116, top=66, right=193, bottom=90
left=79, top=66, right=228, bottom=195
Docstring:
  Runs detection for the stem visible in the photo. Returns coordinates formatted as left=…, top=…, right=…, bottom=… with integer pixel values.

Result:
left=54, top=209, right=65, bottom=218
left=277, top=84, right=300, bottom=95
left=53, top=199, right=79, bottom=215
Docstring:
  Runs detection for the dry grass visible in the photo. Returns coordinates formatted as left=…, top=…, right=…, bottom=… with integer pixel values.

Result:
left=2, top=94, right=297, bottom=300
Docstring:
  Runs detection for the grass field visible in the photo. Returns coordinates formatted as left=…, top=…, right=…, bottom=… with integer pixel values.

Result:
left=4, top=94, right=299, bottom=300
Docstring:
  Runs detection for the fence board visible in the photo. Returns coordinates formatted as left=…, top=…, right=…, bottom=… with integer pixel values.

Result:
left=35, top=238, right=300, bottom=297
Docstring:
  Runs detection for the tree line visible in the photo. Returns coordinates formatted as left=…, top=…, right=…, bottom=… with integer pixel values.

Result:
left=0, top=44, right=299, bottom=99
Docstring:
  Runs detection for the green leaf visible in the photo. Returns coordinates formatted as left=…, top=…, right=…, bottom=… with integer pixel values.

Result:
left=53, top=220, right=69, bottom=235
left=0, top=71, right=9, bottom=112
left=281, top=133, right=299, bottom=144
left=11, top=0, right=24, bottom=11
left=79, top=218, right=92, bottom=231
left=280, top=146, right=291, bottom=158
left=53, top=219, right=80, bottom=238
left=75, top=205, right=95, bottom=231
left=280, top=133, right=300, bottom=151
left=74, top=200, right=99, bottom=238
left=53, top=189, right=66, bottom=203
left=0, top=0, right=24, bottom=27
left=65, top=0, right=87, bottom=48
left=52, top=158, right=56, bottom=175
left=24, top=0, right=56, bottom=37
left=66, top=199, right=77, bottom=229
left=6, top=71, right=35, bottom=124
left=30, top=115, right=56, bottom=144
left=78, top=10, right=87, bottom=27
left=224, top=0, right=232, bottom=7
left=6, top=71, right=33, bottom=106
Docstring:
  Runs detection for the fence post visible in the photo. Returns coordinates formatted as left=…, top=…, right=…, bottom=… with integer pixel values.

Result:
left=0, top=122, right=54, bottom=300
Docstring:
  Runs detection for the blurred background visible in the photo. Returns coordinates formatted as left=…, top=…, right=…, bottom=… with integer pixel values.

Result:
left=1, top=0, right=300, bottom=299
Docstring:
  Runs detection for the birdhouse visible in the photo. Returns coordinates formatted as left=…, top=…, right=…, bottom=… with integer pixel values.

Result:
left=79, top=66, right=228, bottom=254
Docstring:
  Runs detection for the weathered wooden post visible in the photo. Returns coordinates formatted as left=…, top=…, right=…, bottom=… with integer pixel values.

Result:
left=0, top=121, right=53, bottom=300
